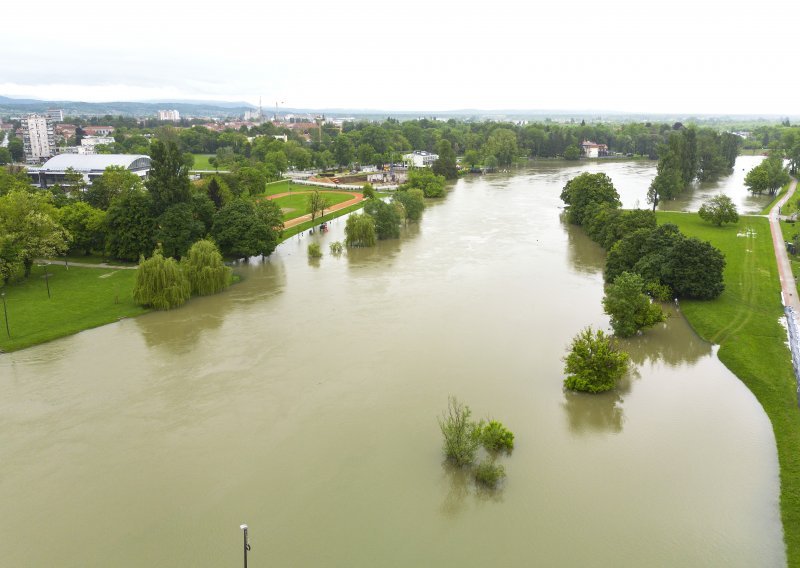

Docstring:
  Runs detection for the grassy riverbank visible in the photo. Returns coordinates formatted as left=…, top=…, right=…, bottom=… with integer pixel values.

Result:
left=0, top=264, right=146, bottom=353
left=656, top=212, right=800, bottom=565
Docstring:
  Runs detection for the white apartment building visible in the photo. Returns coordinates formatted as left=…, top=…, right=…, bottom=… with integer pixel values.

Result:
left=158, top=109, right=180, bottom=121
left=21, top=114, right=55, bottom=164
left=80, top=136, right=116, bottom=154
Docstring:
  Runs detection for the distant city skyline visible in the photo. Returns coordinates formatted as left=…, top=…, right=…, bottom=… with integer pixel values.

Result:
left=3, top=0, right=800, bottom=116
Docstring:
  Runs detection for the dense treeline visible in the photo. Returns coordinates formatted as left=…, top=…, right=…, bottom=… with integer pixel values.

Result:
left=561, top=172, right=725, bottom=300
left=30, top=118, right=758, bottom=184
left=0, top=141, right=284, bottom=284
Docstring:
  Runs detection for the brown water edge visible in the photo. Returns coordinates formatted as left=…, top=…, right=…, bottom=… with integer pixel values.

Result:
left=0, top=163, right=785, bottom=567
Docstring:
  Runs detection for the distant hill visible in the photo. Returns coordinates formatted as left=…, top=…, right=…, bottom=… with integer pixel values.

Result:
left=0, top=95, right=254, bottom=118
left=0, top=95, right=794, bottom=123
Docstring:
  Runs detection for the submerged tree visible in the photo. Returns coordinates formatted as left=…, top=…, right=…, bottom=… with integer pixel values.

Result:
left=602, top=272, right=666, bottom=338
left=344, top=213, right=376, bottom=247
left=132, top=249, right=191, bottom=310
left=563, top=327, right=630, bottom=393
left=364, top=198, right=401, bottom=240
left=744, top=156, right=790, bottom=196
left=182, top=239, right=232, bottom=296
left=560, top=172, right=621, bottom=225
left=393, top=188, right=425, bottom=222
left=438, top=396, right=482, bottom=467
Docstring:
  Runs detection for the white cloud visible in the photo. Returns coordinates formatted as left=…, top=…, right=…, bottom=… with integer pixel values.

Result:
left=2, top=0, right=799, bottom=114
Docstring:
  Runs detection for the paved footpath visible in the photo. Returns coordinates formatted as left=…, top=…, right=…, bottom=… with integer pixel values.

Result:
left=36, top=258, right=136, bottom=269
left=769, top=178, right=800, bottom=310
left=769, top=178, right=800, bottom=402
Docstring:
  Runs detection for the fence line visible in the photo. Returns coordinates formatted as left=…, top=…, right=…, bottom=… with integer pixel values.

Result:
left=784, top=306, right=800, bottom=407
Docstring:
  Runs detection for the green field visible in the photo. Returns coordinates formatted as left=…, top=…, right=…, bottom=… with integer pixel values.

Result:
left=0, top=264, right=146, bottom=352
left=190, top=154, right=216, bottom=170
left=262, top=179, right=291, bottom=195
left=656, top=212, right=800, bottom=564
left=273, top=192, right=354, bottom=221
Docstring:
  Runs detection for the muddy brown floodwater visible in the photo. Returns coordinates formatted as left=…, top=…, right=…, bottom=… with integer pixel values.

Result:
left=0, top=160, right=786, bottom=566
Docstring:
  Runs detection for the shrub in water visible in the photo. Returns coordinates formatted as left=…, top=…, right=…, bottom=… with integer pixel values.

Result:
left=563, top=327, right=630, bottom=393
left=480, top=420, right=514, bottom=452
left=438, top=396, right=481, bottom=466
left=308, top=242, right=322, bottom=258
left=329, top=241, right=344, bottom=255
left=474, top=459, right=506, bottom=488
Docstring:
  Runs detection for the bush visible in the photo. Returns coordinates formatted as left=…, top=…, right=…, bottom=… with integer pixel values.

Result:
left=132, top=249, right=190, bottom=310
left=307, top=242, right=322, bottom=258
left=480, top=420, right=514, bottom=452
left=182, top=239, right=232, bottom=296
left=474, top=459, right=506, bottom=488
left=362, top=183, right=376, bottom=199
left=438, top=397, right=482, bottom=466
left=329, top=241, right=344, bottom=255
left=563, top=327, right=630, bottom=393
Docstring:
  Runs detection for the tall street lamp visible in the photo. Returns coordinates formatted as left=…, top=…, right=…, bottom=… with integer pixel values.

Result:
left=240, top=524, right=251, bottom=568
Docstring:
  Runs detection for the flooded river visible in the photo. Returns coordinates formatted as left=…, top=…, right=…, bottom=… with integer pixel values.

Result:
left=0, top=161, right=785, bottom=566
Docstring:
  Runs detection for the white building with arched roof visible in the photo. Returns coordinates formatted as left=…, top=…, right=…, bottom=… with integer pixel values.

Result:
left=28, top=154, right=151, bottom=188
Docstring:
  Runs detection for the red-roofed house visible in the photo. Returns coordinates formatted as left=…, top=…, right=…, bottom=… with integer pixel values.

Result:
left=580, top=140, right=608, bottom=158
left=83, top=126, right=115, bottom=136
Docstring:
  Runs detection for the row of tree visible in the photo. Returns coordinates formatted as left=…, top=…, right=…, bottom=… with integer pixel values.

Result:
left=563, top=172, right=726, bottom=301
left=342, top=170, right=444, bottom=247
left=647, top=127, right=741, bottom=207
left=560, top=172, right=727, bottom=394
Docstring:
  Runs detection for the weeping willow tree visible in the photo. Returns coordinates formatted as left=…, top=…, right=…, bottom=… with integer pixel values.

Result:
left=344, top=213, right=376, bottom=247
left=132, top=249, right=190, bottom=310
left=183, top=239, right=232, bottom=296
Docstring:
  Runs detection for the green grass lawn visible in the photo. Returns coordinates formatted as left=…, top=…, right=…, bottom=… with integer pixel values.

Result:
left=657, top=212, right=800, bottom=565
left=273, top=192, right=354, bottom=221
left=262, top=179, right=291, bottom=196
left=761, top=181, right=793, bottom=215
left=0, top=264, right=146, bottom=352
left=190, top=154, right=216, bottom=170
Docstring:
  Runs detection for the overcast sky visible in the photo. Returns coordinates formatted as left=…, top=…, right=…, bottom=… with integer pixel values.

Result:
left=2, top=0, right=799, bottom=115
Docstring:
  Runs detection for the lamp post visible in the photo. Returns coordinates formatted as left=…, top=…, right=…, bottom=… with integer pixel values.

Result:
left=1, top=292, right=9, bottom=339
left=43, top=263, right=51, bottom=299
left=240, top=524, right=251, bottom=568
